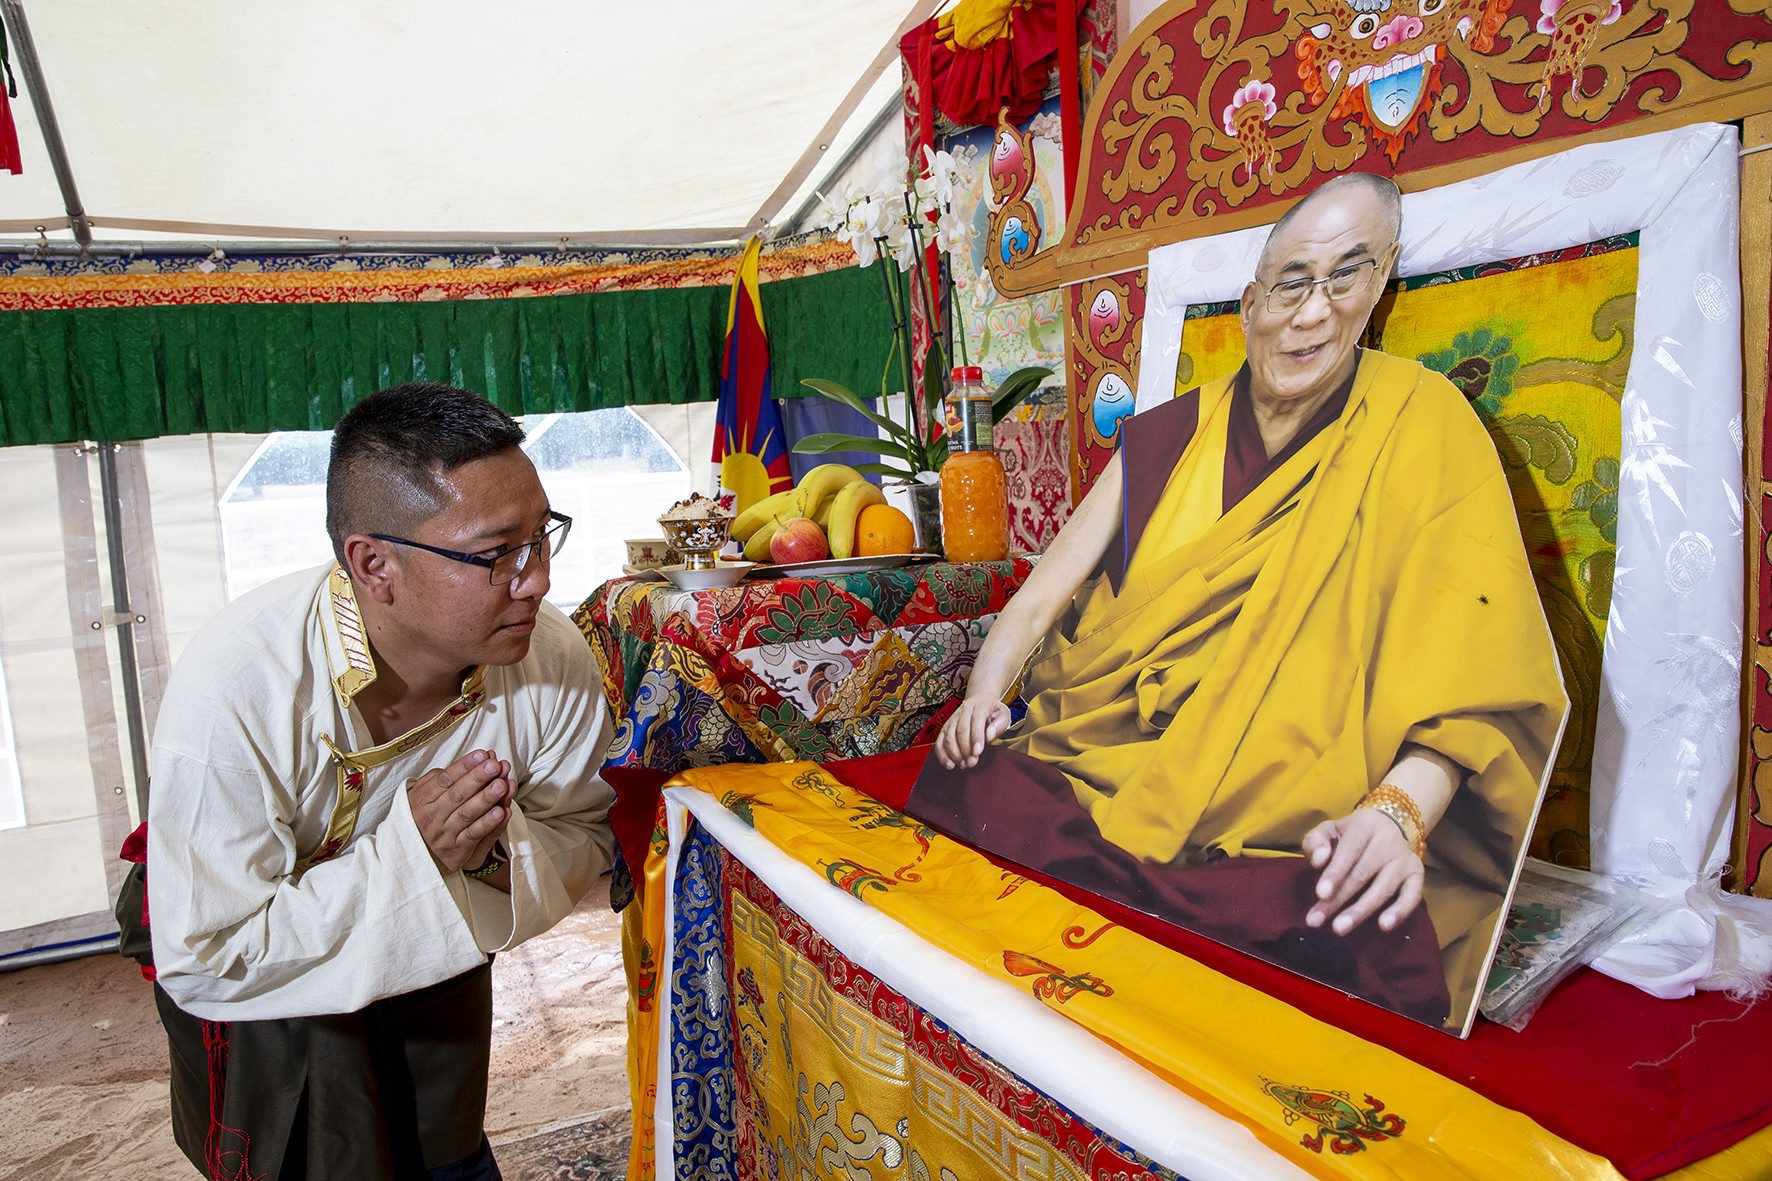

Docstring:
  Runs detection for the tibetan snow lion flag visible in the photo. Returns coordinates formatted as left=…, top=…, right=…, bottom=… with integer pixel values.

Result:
left=712, top=236, right=792, bottom=513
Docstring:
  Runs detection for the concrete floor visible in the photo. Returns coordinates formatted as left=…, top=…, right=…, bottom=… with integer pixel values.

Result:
left=0, top=879, right=630, bottom=1180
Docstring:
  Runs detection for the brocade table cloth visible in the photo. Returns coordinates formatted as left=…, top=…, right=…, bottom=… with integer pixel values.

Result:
left=571, top=557, right=1034, bottom=774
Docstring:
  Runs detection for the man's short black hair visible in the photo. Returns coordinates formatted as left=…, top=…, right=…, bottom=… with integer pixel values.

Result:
left=325, top=383, right=526, bottom=562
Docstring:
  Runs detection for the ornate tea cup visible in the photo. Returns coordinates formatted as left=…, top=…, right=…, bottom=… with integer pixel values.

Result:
left=624, top=538, right=670, bottom=569
left=657, top=513, right=735, bottom=571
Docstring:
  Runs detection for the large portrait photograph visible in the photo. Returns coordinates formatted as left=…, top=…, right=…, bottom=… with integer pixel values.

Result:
left=902, top=132, right=1740, bottom=1034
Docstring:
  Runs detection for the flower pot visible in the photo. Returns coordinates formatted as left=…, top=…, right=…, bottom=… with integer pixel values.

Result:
left=883, top=478, right=943, bottom=556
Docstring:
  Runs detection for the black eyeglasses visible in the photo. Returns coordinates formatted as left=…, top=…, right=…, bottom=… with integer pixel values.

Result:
left=1261, top=258, right=1381, bottom=314
left=371, top=511, right=572, bottom=586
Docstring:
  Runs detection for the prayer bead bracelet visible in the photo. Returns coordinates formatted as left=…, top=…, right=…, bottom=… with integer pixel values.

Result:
left=1358, top=783, right=1427, bottom=859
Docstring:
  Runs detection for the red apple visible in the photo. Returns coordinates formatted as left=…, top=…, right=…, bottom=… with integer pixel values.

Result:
left=769, top=516, right=829, bottom=564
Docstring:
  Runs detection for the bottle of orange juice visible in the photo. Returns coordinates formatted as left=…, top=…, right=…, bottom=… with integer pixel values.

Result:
left=939, top=365, right=1009, bottom=563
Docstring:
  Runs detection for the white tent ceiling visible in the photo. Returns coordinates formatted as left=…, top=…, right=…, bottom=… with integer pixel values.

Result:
left=0, top=0, right=926, bottom=244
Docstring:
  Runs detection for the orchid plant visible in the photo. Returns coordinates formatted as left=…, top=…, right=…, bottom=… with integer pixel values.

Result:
left=796, top=145, right=1051, bottom=480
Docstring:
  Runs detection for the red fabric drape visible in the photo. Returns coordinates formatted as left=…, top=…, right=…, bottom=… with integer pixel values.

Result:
left=1056, top=0, right=1079, bottom=205
left=898, top=2, right=1061, bottom=130
left=0, top=25, right=19, bottom=175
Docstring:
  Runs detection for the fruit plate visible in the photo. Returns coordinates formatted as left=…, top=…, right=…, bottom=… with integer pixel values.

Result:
left=621, top=564, right=668, bottom=581
left=659, top=562, right=757, bottom=591
left=746, top=553, right=936, bottom=579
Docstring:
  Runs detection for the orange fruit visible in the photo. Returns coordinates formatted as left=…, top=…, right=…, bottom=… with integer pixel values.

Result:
left=854, top=504, right=916, bottom=556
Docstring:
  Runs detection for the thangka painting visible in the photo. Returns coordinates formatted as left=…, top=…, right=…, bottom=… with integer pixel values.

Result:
left=943, top=98, right=1073, bottom=553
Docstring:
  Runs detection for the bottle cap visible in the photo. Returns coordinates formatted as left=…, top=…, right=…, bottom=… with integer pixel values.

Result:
left=949, top=365, right=984, bottom=384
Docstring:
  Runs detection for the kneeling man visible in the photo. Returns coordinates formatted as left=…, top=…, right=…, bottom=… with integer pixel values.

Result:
left=136, top=384, right=615, bottom=1178
left=921, top=174, right=1565, bottom=1030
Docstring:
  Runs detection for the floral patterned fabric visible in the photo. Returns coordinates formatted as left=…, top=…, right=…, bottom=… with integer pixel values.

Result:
left=572, top=559, right=1035, bottom=776
left=667, top=826, right=737, bottom=1178
left=577, top=560, right=1035, bottom=1174
left=658, top=765, right=1612, bottom=1179
left=0, top=233, right=859, bottom=310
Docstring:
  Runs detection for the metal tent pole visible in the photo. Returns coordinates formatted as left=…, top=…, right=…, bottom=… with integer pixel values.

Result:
left=96, top=445, right=151, bottom=817
left=0, top=933, right=118, bottom=973
left=0, top=0, right=92, bottom=250
left=781, top=96, right=904, bottom=235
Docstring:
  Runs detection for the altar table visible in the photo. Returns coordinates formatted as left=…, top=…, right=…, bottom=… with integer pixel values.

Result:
left=571, top=557, right=1034, bottom=775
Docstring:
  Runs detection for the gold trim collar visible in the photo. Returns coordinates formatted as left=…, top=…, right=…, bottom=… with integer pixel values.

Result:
left=318, top=565, right=379, bottom=709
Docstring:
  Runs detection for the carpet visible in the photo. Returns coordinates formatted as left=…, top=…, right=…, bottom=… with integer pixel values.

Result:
left=493, top=1108, right=631, bottom=1181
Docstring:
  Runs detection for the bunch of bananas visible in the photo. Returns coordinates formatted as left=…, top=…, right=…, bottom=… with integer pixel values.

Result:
left=730, top=463, right=889, bottom=561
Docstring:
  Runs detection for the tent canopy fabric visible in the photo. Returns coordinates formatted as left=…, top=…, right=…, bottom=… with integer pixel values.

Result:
left=0, top=0, right=920, bottom=241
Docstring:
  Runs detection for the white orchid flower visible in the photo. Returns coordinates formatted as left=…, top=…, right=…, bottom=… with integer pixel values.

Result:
left=871, top=154, right=913, bottom=199
left=811, top=190, right=847, bottom=234
left=921, top=144, right=959, bottom=207
left=849, top=194, right=887, bottom=240
left=890, top=236, right=921, bottom=272
left=847, top=230, right=880, bottom=267
left=880, top=215, right=916, bottom=272
left=909, top=175, right=941, bottom=222
left=831, top=226, right=863, bottom=264
left=934, top=208, right=974, bottom=256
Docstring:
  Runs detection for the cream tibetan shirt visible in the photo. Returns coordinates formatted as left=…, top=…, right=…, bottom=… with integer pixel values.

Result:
left=148, top=564, right=615, bottom=1021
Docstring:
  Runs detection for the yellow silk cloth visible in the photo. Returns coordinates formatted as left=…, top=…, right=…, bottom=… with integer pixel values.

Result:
left=724, top=851, right=1124, bottom=1179
left=660, top=761, right=1621, bottom=1179
left=1005, top=351, right=1568, bottom=1015
left=621, top=818, right=670, bottom=1181
left=939, top=0, right=1027, bottom=48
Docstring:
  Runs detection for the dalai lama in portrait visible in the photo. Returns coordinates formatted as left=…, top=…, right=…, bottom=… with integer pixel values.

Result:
left=914, top=173, right=1568, bottom=1032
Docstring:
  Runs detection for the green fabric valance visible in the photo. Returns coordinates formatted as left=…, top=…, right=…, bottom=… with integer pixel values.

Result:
left=0, top=263, right=887, bottom=446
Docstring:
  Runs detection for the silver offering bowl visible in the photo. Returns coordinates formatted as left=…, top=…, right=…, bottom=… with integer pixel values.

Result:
left=657, top=513, right=735, bottom=571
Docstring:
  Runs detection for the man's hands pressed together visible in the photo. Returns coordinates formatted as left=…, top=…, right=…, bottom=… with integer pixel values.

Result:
left=409, top=749, right=512, bottom=878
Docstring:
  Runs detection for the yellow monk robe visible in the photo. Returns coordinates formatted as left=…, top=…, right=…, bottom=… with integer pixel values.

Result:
left=999, top=349, right=1568, bottom=1022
